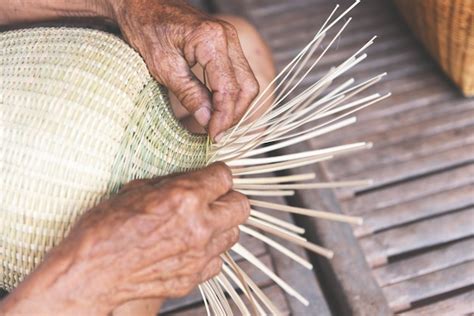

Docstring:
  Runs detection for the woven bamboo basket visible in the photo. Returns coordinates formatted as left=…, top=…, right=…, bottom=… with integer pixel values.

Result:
left=394, top=0, right=474, bottom=96
left=1, top=2, right=389, bottom=312
left=0, top=27, right=209, bottom=290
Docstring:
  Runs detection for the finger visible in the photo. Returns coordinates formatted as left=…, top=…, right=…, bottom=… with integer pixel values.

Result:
left=119, top=177, right=168, bottom=193
left=119, top=179, right=152, bottom=193
left=153, top=55, right=213, bottom=127
left=119, top=172, right=183, bottom=193
left=206, top=227, right=240, bottom=257
left=136, top=274, right=200, bottom=299
left=200, top=257, right=223, bottom=282
left=185, top=22, right=240, bottom=141
left=224, top=24, right=260, bottom=124
left=208, top=190, right=250, bottom=233
left=179, top=162, right=233, bottom=203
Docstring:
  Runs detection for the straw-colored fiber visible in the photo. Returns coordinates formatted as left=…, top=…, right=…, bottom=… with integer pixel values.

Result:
left=0, top=28, right=208, bottom=290
left=394, top=0, right=474, bottom=96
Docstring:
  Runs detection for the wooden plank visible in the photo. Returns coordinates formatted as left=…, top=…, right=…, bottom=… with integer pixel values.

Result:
left=354, top=184, right=474, bottom=237
left=274, top=26, right=409, bottom=68
left=160, top=254, right=274, bottom=313
left=334, top=143, right=474, bottom=200
left=341, top=164, right=474, bottom=214
left=299, top=47, right=431, bottom=86
left=269, top=11, right=400, bottom=51
left=283, top=157, right=391, bottom=315
left=398, top=290, right=474, bottom=316
left=324, top=110, right=474, bottom=180
left=328, top=123, right=474, bottom=180
left=164, top=284, right=291, bottom=316
left=250, top=0, right=344, bottom=20
left=291, top=64, right=441, bottom=116
left=382, top=261, right=474, bottom=312
left=265, top=4, right=395, bottom=43
left=373, top=238, right=474, bottom=287
left=359, top=208, right=474, bottom=267
left=310, top=97, right=474, bottom=152
left=357, top=85, right=460, bottom=123
left=253, top=0, right=380, bottom=25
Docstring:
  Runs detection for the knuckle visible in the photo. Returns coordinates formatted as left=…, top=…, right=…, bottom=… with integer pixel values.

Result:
left=170, top=181, right=200, bottom=207
left=181, top=190, right=200, bottom=208
left=224, top=22, right=238, bottom=37
left=244, top=79, right=260, bottom=99
left=177, top=82, right=208, bottom=110
left=190, top=221, right=211, bottom=248
left=200, top=21, right=226, bottom=39
left=193, top=256, right=210, bottom=273
left=229, top=227, right=240, bottom=245
left=173, top=277, right=196, bottom=297
left=211, top=162, right=233, bottom=188
left=233, top=191, right=250, bottom=217
left=226, top=85, right=241, bottom=99
left=142, top=191, right=163, bottom=213
left=210, top=258, right=223, bottom=276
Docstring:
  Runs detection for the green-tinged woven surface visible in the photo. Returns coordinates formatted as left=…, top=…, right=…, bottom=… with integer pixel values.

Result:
left=0, top=27, right=208, bottom=290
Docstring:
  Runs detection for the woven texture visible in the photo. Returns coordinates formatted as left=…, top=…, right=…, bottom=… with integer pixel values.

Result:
left=0, top=27, right=208, bottom=290
left=394, top=0, right=474, bottom=96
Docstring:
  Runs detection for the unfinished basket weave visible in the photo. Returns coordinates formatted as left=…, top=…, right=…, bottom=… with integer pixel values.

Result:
left=0, top=27, right=208, bottom=290
left=1, top=3, right=389, bottom=312
left=394, top=0, right=474, bottom=96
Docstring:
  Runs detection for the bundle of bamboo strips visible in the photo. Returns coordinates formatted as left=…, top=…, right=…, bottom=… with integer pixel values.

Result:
left=0, top=0, right=388, bottom=314
left=197, top=1, right=390, bottom=313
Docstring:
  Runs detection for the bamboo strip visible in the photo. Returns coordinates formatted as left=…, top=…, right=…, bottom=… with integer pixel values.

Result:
left=240, top=225, right=313, bottom=269
left=250, top=199, right=363, bottom=225
left=246, top=217, right=308, bottom=242
left=236, top=189, right=295, bottom=197
left=250, top=209, right=305, bottom=234
left=231, top=155, right=333, bottom=176
left=232, top=243, right=310, bottom=306
left=227, top=142, right=370, bottom=167
left=232, top=173, right=315, bottom=184
left=245, top=219, right=334, bottom=259
left=235, top=179, right=372, bottom=190
left=216, top=274, right=250, bottom=316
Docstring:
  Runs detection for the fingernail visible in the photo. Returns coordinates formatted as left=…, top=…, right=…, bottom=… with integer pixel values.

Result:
left=194, top=107, right=211, bottom=126
left=215, top=132, right=224, bottom=143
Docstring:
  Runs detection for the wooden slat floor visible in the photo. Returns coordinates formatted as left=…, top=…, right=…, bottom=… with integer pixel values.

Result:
left=213, top=0, right=474, bottom=315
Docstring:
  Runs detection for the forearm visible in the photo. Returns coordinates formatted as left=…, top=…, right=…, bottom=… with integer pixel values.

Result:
left=0, top=246, right=111, bottom=315
left=0, top=0, right=117, bottom=25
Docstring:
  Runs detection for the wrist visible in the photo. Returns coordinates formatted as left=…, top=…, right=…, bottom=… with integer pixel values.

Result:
left=0, top=243, right=112, bottom=315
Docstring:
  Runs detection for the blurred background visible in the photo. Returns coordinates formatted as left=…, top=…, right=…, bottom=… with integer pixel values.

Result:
left=163, top=0, right=474, bottom=315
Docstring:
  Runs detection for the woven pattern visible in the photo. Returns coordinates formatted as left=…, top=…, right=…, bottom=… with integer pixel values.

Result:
left=394, top=0, right=474, bottom=96
left=0, top=28, right=208, bottom=290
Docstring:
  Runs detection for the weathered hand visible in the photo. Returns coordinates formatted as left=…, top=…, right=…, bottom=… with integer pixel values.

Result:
left=111, top=0, right=259, bottom=141
left=0, top=163, right=249, bottom=315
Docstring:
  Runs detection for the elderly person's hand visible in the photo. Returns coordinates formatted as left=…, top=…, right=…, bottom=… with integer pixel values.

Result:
left=1, top=0, right=260, bottom=142
left=113, top=0, right=259, bottom=141
left=0, top=163, right=249, bottom=315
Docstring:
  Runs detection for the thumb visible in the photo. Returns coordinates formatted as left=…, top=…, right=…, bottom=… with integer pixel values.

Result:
left=154, top=56, right=212, bottom=127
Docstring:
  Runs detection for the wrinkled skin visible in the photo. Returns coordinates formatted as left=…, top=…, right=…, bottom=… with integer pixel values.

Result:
left=0, top=0, right=261, bottom=314
left=113, top=0, right=260, bottom=141
left=0, top=163, right=250, bottom=315
left=0, top=0, right=260, bottom=141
